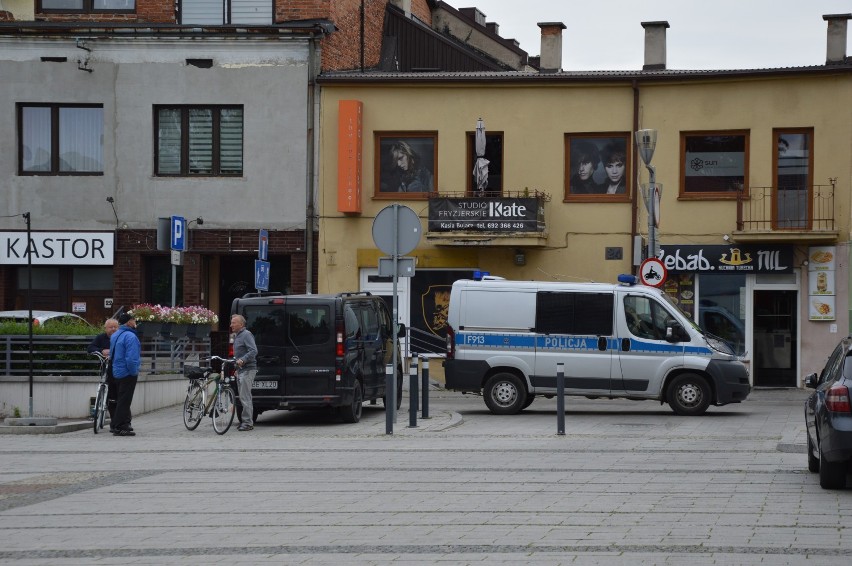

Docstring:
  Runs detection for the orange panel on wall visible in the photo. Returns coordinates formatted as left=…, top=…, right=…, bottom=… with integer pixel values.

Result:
left=338, top=100, right=363, bottom=213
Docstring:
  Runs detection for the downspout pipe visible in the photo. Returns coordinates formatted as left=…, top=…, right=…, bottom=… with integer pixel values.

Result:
left=305, top=22, right=334, bottom=294
left=631, top=79, right=640, bottom=269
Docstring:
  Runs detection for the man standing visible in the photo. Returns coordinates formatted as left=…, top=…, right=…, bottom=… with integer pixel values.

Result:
left=230, top=314, right=257, bottom=431
left=87, top=318, right=119, bottom=425
left=110, top=312, right=141, bottom=436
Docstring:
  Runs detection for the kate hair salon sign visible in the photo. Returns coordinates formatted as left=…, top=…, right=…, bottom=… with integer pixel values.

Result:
left=0, top=232, right=114, bottom=265
left=428, top=197, right=542, bottom=232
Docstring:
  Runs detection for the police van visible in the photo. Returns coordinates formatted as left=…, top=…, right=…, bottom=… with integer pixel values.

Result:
left=444, top=276, right=751, bottom=416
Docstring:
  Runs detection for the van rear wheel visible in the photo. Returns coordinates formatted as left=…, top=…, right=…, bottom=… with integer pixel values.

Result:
left=339, top=379, right=363, bottom=423
left=484, top=373, right=527, bottom=415
left=667, top=373, right=711, bottom=416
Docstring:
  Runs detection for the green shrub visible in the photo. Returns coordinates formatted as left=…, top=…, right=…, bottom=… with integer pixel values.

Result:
left=0, top=321, right=95, bottom=336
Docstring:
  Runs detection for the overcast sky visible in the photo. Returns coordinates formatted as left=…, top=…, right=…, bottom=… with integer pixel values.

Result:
left=469, top=0, right=851, bottom=70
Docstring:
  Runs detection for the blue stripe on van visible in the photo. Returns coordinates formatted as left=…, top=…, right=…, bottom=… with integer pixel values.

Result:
left=456, top=332, right=713, bottom=356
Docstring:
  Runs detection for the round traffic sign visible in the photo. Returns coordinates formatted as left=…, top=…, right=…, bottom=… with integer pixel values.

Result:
left=372, top=205, right=421, bottom=256
left=639, top=258, right=667, bottom=287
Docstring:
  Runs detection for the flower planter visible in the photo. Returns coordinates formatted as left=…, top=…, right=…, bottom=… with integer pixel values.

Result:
left=168, top=323, right=189, bottom=339
left=187, top=324, right=212, bottom=339
left=135, top=321, right=164, bottom=337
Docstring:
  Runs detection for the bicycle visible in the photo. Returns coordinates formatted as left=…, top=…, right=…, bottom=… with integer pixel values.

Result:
left=182, top=356, right=237, bottom=435
left=90, top=351, right=110, bottom=434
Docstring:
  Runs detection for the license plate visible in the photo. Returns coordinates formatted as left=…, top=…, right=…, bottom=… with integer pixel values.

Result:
left=253, top=381, right=278, bottom=390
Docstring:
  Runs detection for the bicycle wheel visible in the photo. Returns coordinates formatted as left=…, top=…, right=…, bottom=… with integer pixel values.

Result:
left=212, top=386, right=236, bottom=435
left=93, top=383, right=107, bottom=434
left=183, top=383, right=205, bottom=431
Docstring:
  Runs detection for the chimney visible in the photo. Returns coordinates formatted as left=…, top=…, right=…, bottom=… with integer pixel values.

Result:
left=537, top=22, right=566, bottom=73
left=641, top=21, right=670, bottom=70
left=486, top=22, right=499, bottom=36
left=459, top=7, right=486, bottom=27
left=389, top=0, right=411, bottom=18
left=823, top=13, right=851, bottom=64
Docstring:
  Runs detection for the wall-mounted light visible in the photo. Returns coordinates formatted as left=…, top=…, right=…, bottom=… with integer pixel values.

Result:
left=514, top=249, right=526, bottom=266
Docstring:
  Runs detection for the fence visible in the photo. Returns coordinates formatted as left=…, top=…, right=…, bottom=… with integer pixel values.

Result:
left=0, top=335, right=211, bottom=377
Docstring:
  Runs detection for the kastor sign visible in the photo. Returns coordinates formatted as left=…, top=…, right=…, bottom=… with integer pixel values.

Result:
left=1, top=232, right=114, bottom=265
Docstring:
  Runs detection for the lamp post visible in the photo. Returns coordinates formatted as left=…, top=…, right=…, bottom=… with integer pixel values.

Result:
left=635, top=129, right=659, bottom=259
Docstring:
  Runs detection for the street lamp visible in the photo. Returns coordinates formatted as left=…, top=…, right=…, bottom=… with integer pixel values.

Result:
left=634, top=129, right=660, bottom=259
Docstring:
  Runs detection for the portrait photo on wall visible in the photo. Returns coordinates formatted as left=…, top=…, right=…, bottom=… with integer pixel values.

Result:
left=564, top=133, right=631, bottom=200
left=375, top=132, right=437, bottom=197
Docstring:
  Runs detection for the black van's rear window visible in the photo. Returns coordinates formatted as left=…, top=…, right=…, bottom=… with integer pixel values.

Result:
left=244, top=305, right=331, bottom=347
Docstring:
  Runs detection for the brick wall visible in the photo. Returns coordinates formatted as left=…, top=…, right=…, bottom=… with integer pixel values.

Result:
left=35, top=0, right=175, bottom=23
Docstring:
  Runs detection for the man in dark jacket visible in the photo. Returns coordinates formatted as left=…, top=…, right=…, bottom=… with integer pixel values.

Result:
left=110, top=313, right=141, bottom=436
left=87, top=318, right=119, bottom=424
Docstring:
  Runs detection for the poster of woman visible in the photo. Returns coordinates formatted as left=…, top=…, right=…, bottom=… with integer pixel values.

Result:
left=376, top=133, right=437, bottom=196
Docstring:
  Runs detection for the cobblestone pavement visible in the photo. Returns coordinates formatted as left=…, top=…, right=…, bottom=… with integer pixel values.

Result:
left=1, top=387, right=850, bottom=565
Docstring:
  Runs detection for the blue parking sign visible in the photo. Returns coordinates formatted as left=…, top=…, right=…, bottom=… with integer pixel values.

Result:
left=258, top=229, right=269, bottom=261
left=255, top=260, right=270, bottom=291
left=171, top=216, right=186, bottom=251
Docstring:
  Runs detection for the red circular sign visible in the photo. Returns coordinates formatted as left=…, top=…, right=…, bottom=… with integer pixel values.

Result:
left=639, top=258, right=667, bottom=287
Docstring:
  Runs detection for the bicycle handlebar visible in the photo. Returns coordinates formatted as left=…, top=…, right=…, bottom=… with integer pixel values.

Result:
left=202, top=356, right=236, bottom=364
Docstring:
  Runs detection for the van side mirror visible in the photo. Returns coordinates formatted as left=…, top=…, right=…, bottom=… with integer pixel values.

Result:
left=804, top=372, right=818, bottom=389
left=665, top=320, right=688, bottom=343
left=396, top=323, right=407, bottom=338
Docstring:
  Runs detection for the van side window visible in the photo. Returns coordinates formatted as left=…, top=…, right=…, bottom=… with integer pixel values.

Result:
left=287, top=305, right=331, bottom=346
left=343, top=303, right=361, bottom=340
left=359, top=303, right=380, bottom=341
left=624, top=296, right=668, bottom=340
left=536, top=292, right=613, bottom=336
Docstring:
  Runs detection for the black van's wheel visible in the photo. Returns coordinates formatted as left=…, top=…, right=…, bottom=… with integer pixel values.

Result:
left=483, top=373, right=527, bottom=415
left=667, top=373, right=711, bottom=416
left=339, top=379, right=363, bottom=423
left=819, top=443, right=847, bottom=489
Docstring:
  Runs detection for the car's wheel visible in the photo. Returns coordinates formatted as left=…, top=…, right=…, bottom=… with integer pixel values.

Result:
left=667, top=373, right=711, bottom=416
left=339, top=379, right=363, bottom=423
left=818, top=444, right=847, bottom=489
left=483, top=373, right=527, bottom=415
left=807, top=434, right=820, bottom=473
left=521, top=394, right=536, bottom=410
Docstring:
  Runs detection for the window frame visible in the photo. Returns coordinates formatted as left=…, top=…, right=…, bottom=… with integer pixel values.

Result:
left=564, top=132, right=631, bottom=202
left=38, top=0, right=136, bottom=14
left=772, top=127, right=814, bottom=230
left=465, top=130, right=504, bottom=196
left=679, top=130, right=750, bottom=200
left=17, top=103, right=105, bottom=176
left=153, top=105, right=244, bottom=177
left=374, top=131, right=438, bottom=199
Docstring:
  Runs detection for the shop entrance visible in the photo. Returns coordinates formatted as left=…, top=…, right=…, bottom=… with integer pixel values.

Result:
left=752, top=290, right=797, bottom=386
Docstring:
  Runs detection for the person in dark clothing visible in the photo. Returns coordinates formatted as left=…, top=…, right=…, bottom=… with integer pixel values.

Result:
left=569, top=140, right=604, bottom=194
left=87, top=318, right=119, bottom=425
left=110, top=313, right=141, bottom=436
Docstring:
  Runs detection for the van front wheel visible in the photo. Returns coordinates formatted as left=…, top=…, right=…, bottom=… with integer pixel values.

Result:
left=484, top=373, right=527, bottom=415
left=667, top=373, right=711, bottom=416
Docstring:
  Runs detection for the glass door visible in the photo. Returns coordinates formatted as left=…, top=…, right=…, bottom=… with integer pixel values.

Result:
left=752, top=290, right=797, bottom=386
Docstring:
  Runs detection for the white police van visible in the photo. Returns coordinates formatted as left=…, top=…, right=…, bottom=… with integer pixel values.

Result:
left=444, top=276, right=751, bottom=416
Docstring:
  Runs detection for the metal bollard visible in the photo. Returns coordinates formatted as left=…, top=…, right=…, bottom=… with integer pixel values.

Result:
left=385, top=363, right=394, bottom=435
left=556, top=362, right=565, bottom=435
left=408, top=356, right=419, bottom=428
left=421, top=356, right=430, bottom=419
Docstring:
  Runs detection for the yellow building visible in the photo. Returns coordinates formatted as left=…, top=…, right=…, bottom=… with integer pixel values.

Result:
left=317, top=17, right=852, bottom=387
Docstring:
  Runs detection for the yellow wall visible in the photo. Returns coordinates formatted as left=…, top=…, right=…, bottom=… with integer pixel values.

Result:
left=317, top=73, right=852, bottom=293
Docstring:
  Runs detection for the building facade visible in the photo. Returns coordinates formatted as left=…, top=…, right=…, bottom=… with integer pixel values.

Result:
left=317, top=16, right=852, bottom=387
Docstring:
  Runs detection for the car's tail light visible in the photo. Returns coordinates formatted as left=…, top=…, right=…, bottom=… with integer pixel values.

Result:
left=336, top=320, right=345, bottom=357
left=228, top=333, right=234, bottom=358
left=826, top=384, right=852, bottom=413
left=446, top=326, right=455, bottom=360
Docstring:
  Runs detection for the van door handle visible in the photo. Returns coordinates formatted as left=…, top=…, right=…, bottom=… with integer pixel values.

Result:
left=257, top=355, right=279, bottom=364
left=597, top=336, right=607, bottom=351
left=621, top=338, right=630, bottom=352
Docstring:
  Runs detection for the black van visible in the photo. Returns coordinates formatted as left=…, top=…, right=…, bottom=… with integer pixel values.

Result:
left=231, top=292, right=405, bottom=423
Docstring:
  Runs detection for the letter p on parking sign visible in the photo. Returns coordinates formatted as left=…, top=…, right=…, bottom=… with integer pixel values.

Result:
left=171, top=216, right=186, bottom=251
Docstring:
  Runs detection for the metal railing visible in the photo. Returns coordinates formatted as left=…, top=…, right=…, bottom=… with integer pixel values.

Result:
left=736, top=184, right=835, bottom=232
left=0, top=335, right=210, bottom=377
left=405, top=326, right=447, bottom=357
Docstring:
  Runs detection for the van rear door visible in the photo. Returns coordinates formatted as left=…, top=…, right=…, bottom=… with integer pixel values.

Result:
left=532, top=291, right=616, bottom=395
left=282, top=300, right=334, bottom=397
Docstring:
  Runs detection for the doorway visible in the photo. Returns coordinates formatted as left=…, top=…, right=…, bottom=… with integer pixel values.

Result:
left=752, top=290, right=797, bottom=386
